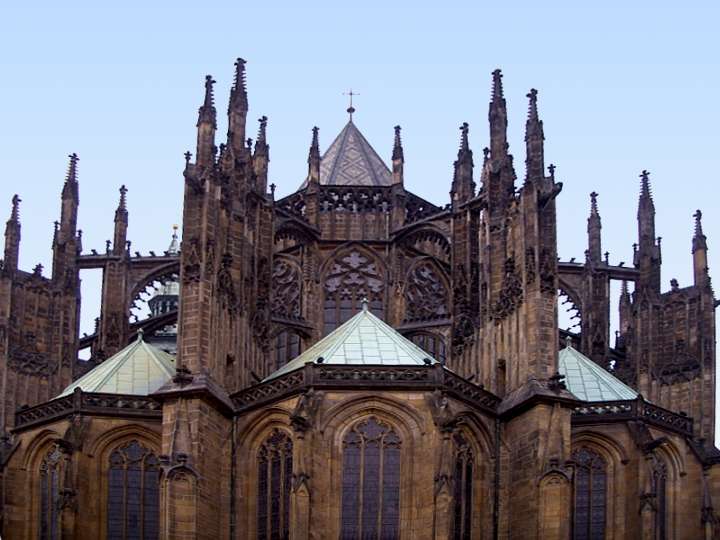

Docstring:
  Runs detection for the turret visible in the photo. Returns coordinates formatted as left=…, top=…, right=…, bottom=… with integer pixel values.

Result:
left=692, top=209, right=710, bottom=288
left=253, top=116, right=269, bottom=193
left=113, top=185, right=128, bottom=256
left=196, top=75, right=217, bottom=167
left=227, top=58, right=249, bottom=156
left=450, top=122, right=475, bottom=205
left=524, top=88, right=545, bottom=183
left=391, top=125, right=404, bottom=185
left=3, top=195, right=21, bottom=274
left=587, top=192, right=602, bottom=265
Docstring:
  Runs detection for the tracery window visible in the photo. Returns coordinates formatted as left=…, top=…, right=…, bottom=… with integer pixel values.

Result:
left=407, top=332, right=447, bottom=364
left=404, top=260, right=449, bottom=323
left=323, top=251, right=384, bottom=335
left=340, top=416, right=401, bottom=539
left=452, top=433, right=474, bottom=540
left=653, top=459, right=668, bottom=540
left=257, top=430, right=293, bottom=540
left=273, top=330, right=302, bottom=370
left=107, top=440, right=160, bottom=540
left=572, top=447, right=607, bottom=540
left=39, top=445, right=64, bottom=540
left=271, top=259, right=302, bottom=321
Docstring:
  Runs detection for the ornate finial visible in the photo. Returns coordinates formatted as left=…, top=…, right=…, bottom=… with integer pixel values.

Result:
left=343, top=89, right=359, bottom=120
left=621, top=279, right=630, bottom=297
left=639, top=169, right=652, bottom=197
left=491, top=69, right=504, bottom=100
left=483, top=147, right=490, bottom=161
left=197, top=75, right=216, bottom=126
left=548, top=163, right=556, bottom=179
left=52, top=220, right=59, bottom=243
left=33, top=263, right=43, bottom=276
left=694, top=209, right=704, bottom=236
left=118, top=185, right=127, bottom=210
left=270, top=183, right=276, bottom=198
left=167, top=225, right=180, bottom=255
left=392, top=125, right=404, bottom=162
left=565, top=335, right=572, bottom=349
left=693, top=209, right=707, bottom=252
left=66, top=153, right=79, bottom=182
left=671, top=278, right=680, bottom=291
left=256, top=115, right=268, bottom=145
left=184, top=151, right=192, bottom=166
left=203, top=75, right=215, bottom=107
left=604, top=251, right=609, bottom=264
left=459, top=122, right=470, bottom=151
left=137, top=327, right=144, bottom=341
left=9, top=194, right=20, bottom=223
left=526, top=88, right=539, bottom=120
left=361, top=297, right=369, bottom=311
left=590, top=191, right=599, bottom=215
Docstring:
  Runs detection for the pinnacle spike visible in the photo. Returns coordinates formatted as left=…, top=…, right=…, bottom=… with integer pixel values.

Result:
left=65, top=153, right=79, bottom=183
left=118, top=185, right=128, bottom=210
left=230, top=58, right=248, bottom=110
left=255, top=116, right=268, bottom=149
left=526, top=88, right=539, bottom=121
left=694, top=209, right=704, bottom=237
left=459, top=122, right=470, bottom=152
left=9, top=194, right=20, bottom=223
left=392, top=125, right=404, bottom=162
left=590, top=191, right=599, bottom=216
left=639, top=170, right=652, bottom=200
left=197, top=75, right=217, bottom=126
left=491, top=69, right=504, bottom=101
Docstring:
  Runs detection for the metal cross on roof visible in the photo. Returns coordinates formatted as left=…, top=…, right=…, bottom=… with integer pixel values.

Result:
left=343, top=89, right=360, bottom=120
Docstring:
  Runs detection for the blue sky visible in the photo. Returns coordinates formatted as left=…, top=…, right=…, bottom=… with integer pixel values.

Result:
left=1, top=1, right=718, bottom=422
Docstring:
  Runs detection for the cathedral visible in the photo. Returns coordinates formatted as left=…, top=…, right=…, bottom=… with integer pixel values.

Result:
left=0, top=58, right=718, bottom=539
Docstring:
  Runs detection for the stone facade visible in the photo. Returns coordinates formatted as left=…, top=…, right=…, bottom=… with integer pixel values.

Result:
left=0, top=59, right=719, bottom=539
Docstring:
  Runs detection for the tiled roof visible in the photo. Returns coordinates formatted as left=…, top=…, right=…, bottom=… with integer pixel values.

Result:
left=59, top=332, right=175, bottom=397
left=265, top=303, right=439, bottom=381
left=558, top=341, right=638, bottom=402
left=300, top=120, right=392, bottom=188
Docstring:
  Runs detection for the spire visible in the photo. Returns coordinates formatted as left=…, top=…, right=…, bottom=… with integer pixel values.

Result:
left=59, top=153, right=79, bottom=242
left=635, top=169, right=661, bottom=292
left=113, top=185, right=128, bottom=256
left=62, top=153, right=79, bottom=200
left=306, top=126, right=321, bottom=185
left=524, top=88, right=545, bottom=182
left=197, top=75, right=216, bottom=127
left=167, top=225, right=179, bottom=255
left=637, top=169, right=656, bottom=245
left=619, top=280, right=632, bottom=335
left=451, top=122, right=475, bottom=205
left=195, top=75, right=217, bottom=167
left=3, top=195, right=21, bottom=273
left=489, top=69, right=508, bottom=160
left=392, top=125, right=404, bottom=185
left=587, top=191, right=602, bottom=264
left=227, top=58, right=248, bottom=155
left=255, top=115, right=268, bottom=153
left=693, top=209, right=707, bottom=253
left=253, top=116, right=269, bottom=193
left=692, top=209, right=710, bottom=288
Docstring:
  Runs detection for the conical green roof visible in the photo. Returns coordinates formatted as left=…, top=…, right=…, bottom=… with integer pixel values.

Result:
left=59, top=332, right=175, bottom=397
left=558, top=340, right=638, bottom=402
left=265, top=304, right=439, bottom=381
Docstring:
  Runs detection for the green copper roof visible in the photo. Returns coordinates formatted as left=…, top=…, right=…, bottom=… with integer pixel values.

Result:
left=59, top=332, right=175, bottom=397
left=558, top=340, right=638, bottom=402
left=265, top=303, right=439, bottom=381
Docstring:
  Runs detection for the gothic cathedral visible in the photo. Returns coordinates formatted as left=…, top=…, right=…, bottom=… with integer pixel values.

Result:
left=0, top=59, right=718, bottom=539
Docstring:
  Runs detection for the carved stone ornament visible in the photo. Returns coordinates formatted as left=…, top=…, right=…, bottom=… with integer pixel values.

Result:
left=525, top=247, right=536, bottom=284
left=491, top=256, right=523, bottom=321
left=290, top=388, right=324, bottom=434
left=216, top=252, right=239, bottom=315
left=271, top=259, right=302, bottom=320
left=425, top=389, right=457, bottom=432
left=8, top=331, right=56, bottom=377
left=182, top=238, right=201, bottom=284
left=539, top=248, right=556, bottom=294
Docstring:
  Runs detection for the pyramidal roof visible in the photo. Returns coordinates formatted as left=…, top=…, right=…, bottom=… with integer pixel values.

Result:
left=301, top=120, right=392, bottom=188
left=59, top=332, right=175, bottom=397
left=265, top=303, right=439, bottom=381
left=558, top=339, right=638, bottom=402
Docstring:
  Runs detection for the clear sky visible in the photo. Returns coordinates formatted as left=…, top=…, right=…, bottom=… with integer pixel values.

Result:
left=1, top=1, right=718, bottom=428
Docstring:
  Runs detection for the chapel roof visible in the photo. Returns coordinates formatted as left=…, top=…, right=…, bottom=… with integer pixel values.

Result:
left=265, top=301, right=439, bottom=381
left=300, top=120, right=392, bottom=188
left=558, top=339, right=638, bottom=402
left=59, top=331, right=175, bottom=397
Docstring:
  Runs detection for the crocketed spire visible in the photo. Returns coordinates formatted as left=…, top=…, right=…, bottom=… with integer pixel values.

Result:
left=62, top=153, right=79, bottom=200
left=197, top=75, right=217, bottom=127
left=392, top=125, right=404, bottom=162
left=693, top=209, right=707, bottom=253
left=524, top=88, right=545, bottom=182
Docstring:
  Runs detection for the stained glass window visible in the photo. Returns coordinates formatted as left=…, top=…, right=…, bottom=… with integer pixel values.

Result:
left=572, top=447, right=607, bottom=540
left=39, top=446, right=63, bottom=540
left=340, top=417, right=401, bottom=539
left=653, top=460, right=668, bottom=540
left=452, top=433, right=474, bottom=540
left=107, top=440, right=160, bottom=540
left=257, top=430, right=293, bottom=540
left=323, top=251, right=384, bottom=335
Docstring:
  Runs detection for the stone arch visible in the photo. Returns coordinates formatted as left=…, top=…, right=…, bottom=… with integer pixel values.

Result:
left=86, top=423, right=161, bottom=458
left=319, top=241, right=388, bottom=277
left=128, top=261, right=180, bottom=315
left=20, top=428, right=64, bottom=469
left=395, top=225, right=452, bottom=257
left=238, top=407, right=294, bottom=454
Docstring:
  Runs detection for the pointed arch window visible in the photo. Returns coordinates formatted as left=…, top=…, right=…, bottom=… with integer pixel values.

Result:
left=257, top=430, right=293, bottom=540
left=39, top=445, right=64, bottom=540
left=572, top=447, right=607, bottom=540
left=653, top=459, right=668, bottom=540
left=323, top=251, right=385, bottom=335
left=340, top=416, right=401, bottom=539
left=452, top=432, right=474, bottom=540
left=106, top=440, right=160, bottom=540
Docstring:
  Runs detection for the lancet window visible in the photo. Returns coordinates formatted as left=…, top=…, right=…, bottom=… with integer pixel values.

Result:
left=340, top=416, right=401, bottom=539
left=572, top=447, right=607, bottom=540
left=452, top=432, right=474, bottom=540
left=107, top=440, right=160, bottom=540
left=39, top=446, right=63, bottom=540
left=257, top=430, right=293, bottom=540
left=273, top=330, right=302, bottom=370
left=323, top=250, right=384, bottom=335
left=653, top=459, right=668, bottom=540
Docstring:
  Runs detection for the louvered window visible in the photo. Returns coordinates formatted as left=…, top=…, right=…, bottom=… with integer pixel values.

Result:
left=257, top=430, right=293, bottom=540
left=340, top=417, right=401, bottom=539
left=572, top=447, right=607, bottom=540
left=107, top=440, right=160, bottom=540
